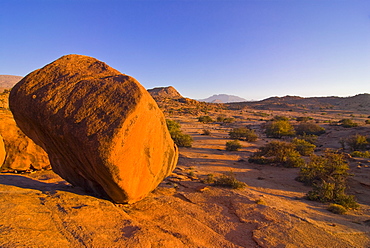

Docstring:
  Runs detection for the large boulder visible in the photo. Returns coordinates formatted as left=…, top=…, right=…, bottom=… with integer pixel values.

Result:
left=0, top=113, right=50, bottom=172
left=9, top=54, right=178, bottom=203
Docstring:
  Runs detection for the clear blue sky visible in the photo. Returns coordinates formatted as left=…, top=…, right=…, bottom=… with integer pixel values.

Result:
left=1, top=0, right=369, bottom=100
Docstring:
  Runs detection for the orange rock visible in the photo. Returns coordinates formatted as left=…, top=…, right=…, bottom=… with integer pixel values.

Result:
left=9, top=54, right=178, bottom=203
left=0, top=113, right=50, bottom=171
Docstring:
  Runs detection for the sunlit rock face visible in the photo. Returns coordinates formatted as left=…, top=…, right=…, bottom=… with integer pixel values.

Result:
left=0, top=117, right=50, bottom=172
left=9, top=54, right=178, bottom=203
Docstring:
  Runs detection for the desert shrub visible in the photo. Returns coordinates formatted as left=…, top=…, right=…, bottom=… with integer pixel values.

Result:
left=298, top=133, right=318, bottom=144
left=216, top=116, right=225, bottom=122
left=296, top=116, right=313, bottom=122
left=350, top=151, right=370, bottom=158
left=292, top=138, right=316, bottom=156
left=166, top=119, right=193, bottom=147
left=226, top=140, right=242, bottom=151
left=365, top=120, right=370, bottom=124
left=327, top=203, right=347, bottom=214
left=346, top=134, right=369, bottom=151
left=340, top=119, right=358, bottom=128
left=229, top=127, right=258, bottom=141
left=249, top=141, right=304, bottom=167
left=265, top=120, right=295, bottom=138
left=254, top=112, right=269, bottom=117
left=202, top=174, right=215, bottom=184
left=166, top=119, right=181, bottom=133
left=202, top=129, right=211, bottom=135
left=214, top=172, right=247, bottom=189
left=223, top=117, right=235, bottom=123
left=170, top=132, right=193, bottom=147
left=217, top=116, right=235, bottom=123
left=248, top=156, right=271, bottom=164
left=198, top=115, right=213, bottom=123
left=272, top=115, right=290, bottom=121
left=298, top=151, right=358, bottom=209
left=295, top=122, right=325, bottom=136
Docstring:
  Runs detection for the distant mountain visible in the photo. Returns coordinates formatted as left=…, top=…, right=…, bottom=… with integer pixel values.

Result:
left=0, top=75, right=23, bottom=90
left=199, top=94, right=246, bottom=103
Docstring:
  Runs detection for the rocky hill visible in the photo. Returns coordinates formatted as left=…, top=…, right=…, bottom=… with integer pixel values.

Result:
left=147, top=86, right=183, bottom=99
left=199, top=94, right=246, bottom=103
left=0, top=75, right=23, bottom=90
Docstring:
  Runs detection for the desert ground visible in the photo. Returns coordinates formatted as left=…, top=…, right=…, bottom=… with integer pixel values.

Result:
left=1, top=91, right=370, bottom=247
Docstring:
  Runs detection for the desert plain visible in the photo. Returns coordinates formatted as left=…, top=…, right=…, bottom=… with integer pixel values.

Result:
left=0, top=85, right=370, bottom=247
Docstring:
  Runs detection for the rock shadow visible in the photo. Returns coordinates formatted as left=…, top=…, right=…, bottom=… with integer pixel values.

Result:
left=0, top=174, right=93, bottom=197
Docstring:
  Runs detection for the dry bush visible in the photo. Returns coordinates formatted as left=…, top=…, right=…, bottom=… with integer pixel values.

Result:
left=166, top=119, right=193, bottom=147
left=295, top=122, right=325, bottom=136
left=298, top=151, right=358, bottom=210
left=249, top=141, right=304, bottom=168
left=265, top=120, right=295, bottom=138
left=226, top=140, right=242, bottom=151
left=229, top=127, right=258, bottom=141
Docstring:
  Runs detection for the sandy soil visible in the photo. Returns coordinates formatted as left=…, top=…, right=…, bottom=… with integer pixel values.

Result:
left=1, top=108, right=370, bottom=247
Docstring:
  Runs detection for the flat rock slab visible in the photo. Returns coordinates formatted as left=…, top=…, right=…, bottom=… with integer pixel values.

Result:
left=9, top=54, right=178, bottom=203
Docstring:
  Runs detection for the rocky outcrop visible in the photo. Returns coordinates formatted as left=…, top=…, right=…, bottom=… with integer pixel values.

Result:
left=0, top=113, right=50, bottom=171
left=147, top=86, right=183, bottom=99
left=9, top=54, right=178, bottom=203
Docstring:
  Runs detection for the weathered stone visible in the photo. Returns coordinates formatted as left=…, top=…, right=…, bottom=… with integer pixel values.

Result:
left=0, top=113, right=50, bottom=171
left=9, top=54, right=178, bottom=203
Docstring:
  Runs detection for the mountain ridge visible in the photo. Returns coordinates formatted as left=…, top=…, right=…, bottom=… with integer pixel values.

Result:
left=0, top=75, right=23, bottom=90
left=199, top=94, right=246, bottom=103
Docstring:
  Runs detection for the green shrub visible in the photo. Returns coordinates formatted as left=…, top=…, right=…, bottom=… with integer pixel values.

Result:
left=166, top=119, right=181, bottom=133
left=254, top=112, right=269, bottom=117
left=229, top=127, right=258, bottom=141
left=166, top=119, right=193, bottom=147
left=327, top=203, right=347, bottom=214
left=298, top=151, right=358, bottom=209
left=214, top=172, right=247, bottom=189
left=216, top=116, right=225, bottom=122
left=295, top=122, right=325, bottom=136
left=223, top=117, right=235, bottom=123
left=340, top=119, right=358, bottom=128
left=171, top=131, right=193, bottom=148
left=272, top=115, right=290, bottom=121
left=249, top=141, right=304, bottom=167
left=296, top=116, right=313, bottom=122
left=351, top=151, right=370, bottom=158
left=292, top=138, right=316, bottom=156
left=198, top=115, right=213, bottom=123
left=265, top=120, right=295, bottom=138
left=226, top=140, right=242, bottom=151
left=202, top=174, right=215, bottom=184
left=248, top=156, right=270, bottom=164
left=346, top=134, right=369, bottom=151
left=298, top=134, right=318, bottom=144
left=365, top=120, right=370, bottom=124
